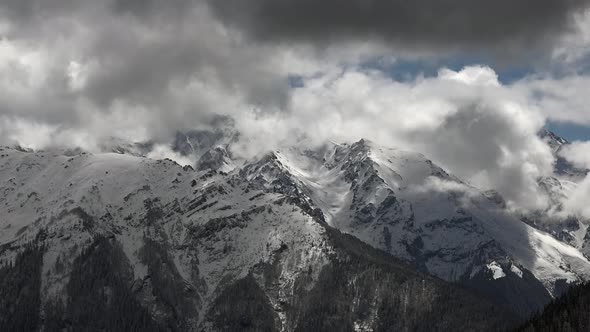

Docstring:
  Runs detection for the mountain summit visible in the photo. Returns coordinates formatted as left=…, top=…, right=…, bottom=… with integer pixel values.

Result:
left=0, top=130, right=589, bottom=330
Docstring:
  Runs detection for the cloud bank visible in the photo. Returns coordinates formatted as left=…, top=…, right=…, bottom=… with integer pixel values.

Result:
left=560, top=142, right=590, bottom=218
left=207, top=0, right=590, bottom=55
left=233, top=65, right=553, bottom=210
left=0, top=1, right=589, bottom=214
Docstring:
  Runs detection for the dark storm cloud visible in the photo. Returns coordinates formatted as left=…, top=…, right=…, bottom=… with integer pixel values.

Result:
left=0, top=0, right=292, bottom=148
left=207, top=0, right=590, bottom=53
left=1, top=0, right=589, bottom=214
left=0, top=0, right=289, bottom=111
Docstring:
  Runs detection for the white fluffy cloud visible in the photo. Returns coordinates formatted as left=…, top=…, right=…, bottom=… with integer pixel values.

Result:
left=147, top=144, right=196, bottom=167
left=236, top=65, right=553, bottom=210
left=0, top=30, right=564, bottom=211
left=561, top=141, right=590, bottom=169
left=0, top=1, right=589, bottom=214
left=560, top=142, right=590, bottom=218
left=516, top=75, right=590, bottom=125
left=565, top=177, right=590, bottom=219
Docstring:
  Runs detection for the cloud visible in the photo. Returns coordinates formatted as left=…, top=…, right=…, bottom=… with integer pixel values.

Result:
left=515, top=9, right=590, bottom=129
left=559, top=141, right=590, bottom=218
left=147, top=144, right=196, bottom=167
left=564, top=176, right=590, bottom=219
left=0, top=0, right=421, bottom=151
left=552, top=8, right=590, bottom=68
left=0, top=0, right=299, bottom=147
left=438, top=66, right=500, bottom=86
left=561, top=141, right=590, bottom=168
left=227, top=66, right=554, bottom=210
left=515, top=74, right=590, bottom=126
left=206, top=0, right=590, bottom=56
left=411, top=176, right=478, bottom=196
left=0, top=0, right=587, bottom=214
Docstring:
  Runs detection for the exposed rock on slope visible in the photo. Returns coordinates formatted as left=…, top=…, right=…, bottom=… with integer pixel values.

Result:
left=0, top=146, right=515, bottom=331
left=263, top=140, right=590, bottom=317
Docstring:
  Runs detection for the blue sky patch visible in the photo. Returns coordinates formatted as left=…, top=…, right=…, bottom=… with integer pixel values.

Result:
left=546, top=121, right=590, bottom=142
left=360, top=55, right=535, bottom=84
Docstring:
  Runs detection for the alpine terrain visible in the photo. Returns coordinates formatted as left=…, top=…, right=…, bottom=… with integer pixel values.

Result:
left=0, top=128, right=588, bottom=331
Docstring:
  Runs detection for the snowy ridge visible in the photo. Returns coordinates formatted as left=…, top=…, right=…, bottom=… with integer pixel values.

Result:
left=523, top=130, right=590, bottom=258
left=277, top=140, right=590, bottom=289
left=539, top=129, right=588, bottom=179
left=261, top=140, right=590, bottom=309
left=1, top=134, right=590, bottom=322
left=0, top=144, right=519, bottom=330
left=0, top=146, right=331, bottom=328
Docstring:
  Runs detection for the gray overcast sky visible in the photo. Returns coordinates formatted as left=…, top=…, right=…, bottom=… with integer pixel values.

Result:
left=1, top=0, right=590, bottom=214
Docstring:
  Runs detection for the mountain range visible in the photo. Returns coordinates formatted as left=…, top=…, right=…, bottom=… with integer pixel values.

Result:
left=0, top=126, right=588, bottom=331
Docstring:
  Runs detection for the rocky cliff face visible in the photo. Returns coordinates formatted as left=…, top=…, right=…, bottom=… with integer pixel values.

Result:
left=1, top=130, right=589, bottom=330
left=254, top=140, right=590, bottom=318
left=0, top=146, right=515, bottom=331
left=523, top=131, right=590, bottom=267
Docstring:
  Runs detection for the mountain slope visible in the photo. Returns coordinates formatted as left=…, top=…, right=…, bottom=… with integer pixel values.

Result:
left=262, top=140, right=590, bottom=317
left=0, top=146, right=515, bottom=331
left=524, top=131, right=590, bottom=261
left=516, top=281, right=590, bottom=332
left=539, top=129, right=587, bottom=179
left=2, top=132, right=590, bottom=326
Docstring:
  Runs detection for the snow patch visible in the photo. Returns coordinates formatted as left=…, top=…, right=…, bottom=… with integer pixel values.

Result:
left=486, top=261, right=506, bottom=280
left=511, top=264, right=523, bottom=278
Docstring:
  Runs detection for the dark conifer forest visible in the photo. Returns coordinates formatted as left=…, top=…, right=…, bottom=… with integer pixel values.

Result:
left=516, top=282, right=590, bottom=332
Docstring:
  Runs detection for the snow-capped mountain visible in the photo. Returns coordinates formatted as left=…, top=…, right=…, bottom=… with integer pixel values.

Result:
left=523, top=130, right=590, bottom=259
left=98, top=137, right=154, bottom=157
left=252, top=139, right=590, bottom=317
left=172, top=117, right=239, bottom=168
left=1, top=129, right=590, bottom=330
left=99, top=117, right=239, bottom=172
left=0, top=145, right=513, bottom=331
left=539, top=129, right=588, bottom=179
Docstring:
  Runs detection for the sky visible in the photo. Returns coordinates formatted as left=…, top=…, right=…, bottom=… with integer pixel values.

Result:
left=546, top=121, right=590, bottom=141
left=1, top=0, right=590, bottom=215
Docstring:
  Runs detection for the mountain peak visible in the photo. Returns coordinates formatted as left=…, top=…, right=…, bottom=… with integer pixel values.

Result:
left=539, top=128, right=569, bottom=153
left=538, top=129, right=588, bottom=178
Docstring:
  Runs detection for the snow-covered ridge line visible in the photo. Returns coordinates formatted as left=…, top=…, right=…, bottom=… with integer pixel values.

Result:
left=255, top=140, right=590, bottom=311
left=1, top=134, right=590, bottom=319
left=0, top=143, right=521, bottom=330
